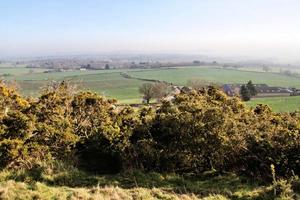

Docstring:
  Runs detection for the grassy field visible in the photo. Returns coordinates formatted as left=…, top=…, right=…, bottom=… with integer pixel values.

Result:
left=1, top=65, right=300, bottom=109
left=127, top=67, right=300, bottom=88
left=247, top=96, right=300, bottom=112
left=235, top=66, right=300, bottom=74
left=1, top=163, right=297, bottom=200
left=0, top=66, right=146, bottom=102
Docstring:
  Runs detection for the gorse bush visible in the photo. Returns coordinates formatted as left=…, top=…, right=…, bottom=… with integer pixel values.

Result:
left=148, top=88, right=248, bottom=173
left=0, top=81, right=299, bottom=180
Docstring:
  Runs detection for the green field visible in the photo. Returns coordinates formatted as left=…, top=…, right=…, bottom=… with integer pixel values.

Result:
left=0, top=65, right=146, bottom=103
left=127, top=67, right=300, bottom=88
left=1, top=65, right=300, bottom=110
left=247, top=96, right=300, bottom=112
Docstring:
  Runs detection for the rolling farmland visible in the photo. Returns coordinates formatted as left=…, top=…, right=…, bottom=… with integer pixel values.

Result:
left=127, top=67, right=300, bottom=88
left=1, top=65, right=300, bottom=110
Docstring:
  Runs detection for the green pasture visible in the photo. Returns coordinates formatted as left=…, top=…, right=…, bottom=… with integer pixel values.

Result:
left=127, top=67, right=300, bottom=88
left=246, top=96, right=300, bottom=112
left=3, top=68, right=145, bottom=103
left=1, top=65, right=300, bottom=110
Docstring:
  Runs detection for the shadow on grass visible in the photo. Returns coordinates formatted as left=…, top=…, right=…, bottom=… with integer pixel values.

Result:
left=5, top=165, right=275, bottom=199
left=95, top=171, right=275, bottom=200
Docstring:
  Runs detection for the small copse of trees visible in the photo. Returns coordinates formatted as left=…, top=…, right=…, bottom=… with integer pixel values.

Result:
left=240, top=80, right=257, bottom=101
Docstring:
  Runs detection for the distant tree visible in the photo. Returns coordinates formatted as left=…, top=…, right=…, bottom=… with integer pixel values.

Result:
left=262, top=66, right=271, bottom=72
left=152, top=82, right=171, bottom=101
left=246, top=80, right=257, bottom=96
left=86, top=64, right=92, bottom=69
left=2, top=73, right=12, bottom=77
left=105, top=64, right=110, bottom=70
left=232, top=65, right=242, bottom=69
left=222, top=64, right=230, bottom=69
left=240, top=85, right=251, bottom=101
left=139, top=83, right=155, bottom=104
left=282, top=70, right=293, bottom=76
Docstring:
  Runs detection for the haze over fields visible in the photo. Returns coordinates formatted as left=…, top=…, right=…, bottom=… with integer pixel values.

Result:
left=1, top=0, right=300, bottom=63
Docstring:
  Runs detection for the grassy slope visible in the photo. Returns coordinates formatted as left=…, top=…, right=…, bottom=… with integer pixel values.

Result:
left=1, top=167, right=289, bottom=200
left=247, top=96, right=300, bottom=112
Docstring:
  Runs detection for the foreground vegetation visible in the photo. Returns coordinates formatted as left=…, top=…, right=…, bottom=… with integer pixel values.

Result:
left=1, top=163, right=299, bottom=200
left=0, top=80, right=300, bottom=199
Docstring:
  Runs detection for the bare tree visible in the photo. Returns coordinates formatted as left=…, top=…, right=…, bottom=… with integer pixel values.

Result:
left=139, top=83, right=155, bottom=104
left=152, top=82, right=171, bottom=101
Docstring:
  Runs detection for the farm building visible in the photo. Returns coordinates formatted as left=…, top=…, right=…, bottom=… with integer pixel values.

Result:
left=255, top=85, right=292, bottom=97
left=222, top=84, right=241, bottom=96
left=222, top=84, right=243, bottom=96
left=222, top=83, right=294, bottom=97
left=290, top=88, right=300, bottom=96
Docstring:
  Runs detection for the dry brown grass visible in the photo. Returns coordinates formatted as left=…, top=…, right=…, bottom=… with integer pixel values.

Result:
left=0, top=180, right=207, bottom=200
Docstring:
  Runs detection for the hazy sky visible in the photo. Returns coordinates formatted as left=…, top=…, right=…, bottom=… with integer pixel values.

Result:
left=1, top=0, right=300, bottom=61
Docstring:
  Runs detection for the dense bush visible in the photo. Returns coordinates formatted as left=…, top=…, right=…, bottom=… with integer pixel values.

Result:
left=0, top=81, right=299, bottom=180
left=146, top=88, right=248, bottom=173
left=239, top=106, right=300, bottom=179
left=71, top=91, right=121, bottom=173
